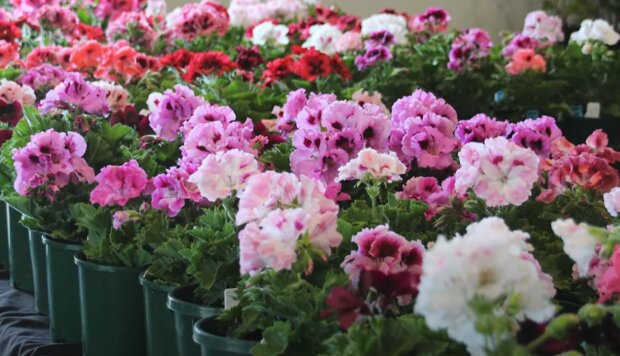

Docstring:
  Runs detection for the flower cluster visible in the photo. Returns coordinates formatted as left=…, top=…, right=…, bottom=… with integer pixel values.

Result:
left=236, top=172, right=342, bottom=275
left=282, top=89, right=392, bottom=183
left=415, top=217, right=556, bottom=355
left=12, top=129, right=95, bottom=200
left=455, top=137, right=540, bottom=207
left=396, top=176, right=456, bottom=220
left=389, top=89, right=458, bottom=170
left=90, top=160, right=148, bottom=207
left=39, top=73, right=109, bottom=115
left=506, top=48, right=547, bottom=75
left=522, top=10, right=564, bottom=46
left=166, top=0, right=229, bottom=42
left=355, top=30, right=394, bottom=71
left=147, top=84, right=205, bottom=141
left=454, top=113, right=509, bottom=145
left=150, top=162, right=201, bottom=217
left=448, top=28, right=492, bottom=72
left=409, top=7, right=450, bottom=34
left=19, top=64, right=67, bottom=92
left=570, top=19, right=620, bottom=54
left=337, top=148, right=406, bottom=183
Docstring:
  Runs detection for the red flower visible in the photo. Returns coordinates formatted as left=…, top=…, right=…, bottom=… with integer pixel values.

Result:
left=261, top=56, right=294, bottom=85
left=109, top=105, right=153, bottom=136
left=160, top=48, right=195, bottom=69
left=330, top=54, right=352, bottom=80
left=322, top=287, right=369, bottom=330
left=337, top=15, right=361, bottom=32
left=292, top=48, right=332, bottom=81
left=288, top=18, right=323, bottom=40
left=0, top=100, right=22, bottom=127
left=0, top=128, right=12, bottom=147
left=235, top=46, right=263, bottom=71
left=182, top=51, right=236, bottom=82
left=0, top=21, right=21, bottom=43
left=73, top=24, right=105, bottom=41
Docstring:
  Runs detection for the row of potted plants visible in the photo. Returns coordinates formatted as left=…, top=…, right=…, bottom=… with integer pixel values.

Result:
left=0, top=0, right=619, bottom=355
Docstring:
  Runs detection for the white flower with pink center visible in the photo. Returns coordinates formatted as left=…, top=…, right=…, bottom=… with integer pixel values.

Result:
left=337, top=148, right=407, bottom=183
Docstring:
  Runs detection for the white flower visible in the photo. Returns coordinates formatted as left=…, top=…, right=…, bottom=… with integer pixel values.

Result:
left=91, top=81, right=130, bottom=113
left=415, top=217, right=556, bottom=355
left=251, top=21, right=290, bottom=46
left=0, top=79, right=35, bottom=106
left=302, top=24, right=343, bottom=55
left=337, top=148, right=406, bottom=183
left=571, top=19, right=620, bottom=47
left=145, top=0, right=166, bottom=17
left=188, top=149, right=260, bottom=202
left=361, top=14, right=408, bottom=45
left=604, top=187, right=620, bottom=217
left=228, top=0, right=267, bottom=28
left=552, top=218, right=599, bottom=277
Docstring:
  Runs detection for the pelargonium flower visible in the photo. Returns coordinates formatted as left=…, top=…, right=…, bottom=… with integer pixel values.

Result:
left=354, top=45, right=392, bottom=71
left=415, top=217, right=556, bottom=355
left=36, top=5, right=78, bottom=33
left=302, top=24, right=343, bottom=55
left=506, top=48, right=547, bottom=75
left=455, top=137, right=540, bottom=207
left=147, top=84, right=205, bottom=141
left=509, top=116, right=562, bottom=158
left=39, top=72, right=109, bottom=115
left=150, top=165, right=200, bottom=217
left=182, top=51, right=237, bottom=82
left=337, top=148, right=406, bottom=183
left=342, top=225, right=424, bottom=305
left=166, top=0, right=229, bottom=42
left=106, top=12, right=157, bottom=49
left=228, top=0, right=268, bottom=28
left=502, top=33, right=540, bottom=58
left=181, top=119, right=257, bottom=164
left=522, top=10, right=564, bottom=46
left=0, top=20, right=21, bottom=43
left=112, top=210, right=140, bottom=230
left=0, top=40, right=20, bottom=69
left=595, top=245, right=620, bottom=303
left=361, top=13, right=408, bottom=45
left=251, top=20, right=290, bottom=46
left=448, top=28, right=492, bottom=72
left=68, top=40, right=107, bottom=71
left=95, top=0, right=141, bottom=20
left=570, top=19, right=620, bottom=49
left=19, top=64, right=66, bottom=92
left=363, top=30, right=395, bottom=50
left=335, top=31, right=363, bottom=52
left=396, top=176, right=455, bottom=220
left=551, top=219, right=599, bottom=277
left=351, top=89, right=389, bottom=114
left=181, top=103, right=236, bottom=136
left=409, top=7, right=450, bottom=33
left=12, top=129, right=94, bottom=199
left=189, top=149, right=260, bottom=202
left=454, top=113, right=509, bottom=145
left=604, top=187, right=620, bottom=217
left=90, top=160, right=148, bottom=207
left=0, top=79, right=35, bottom=106
left=235, top=46, right=264, bottom=72
left=91, top=81, right=131, bottom=113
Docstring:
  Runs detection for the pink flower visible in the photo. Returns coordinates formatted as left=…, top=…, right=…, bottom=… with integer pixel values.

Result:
left=166, top=0, right=230, bottom=42
left=181, top=119, right=257, bottom=164
left=150, top=167, right=192, bottom=217
left=604, top=187, right=620, bottom=217
left=147, top=85, right=205, bottom=141
left=455, top=137, right=540, bottom=207
left=502, top=33, right=540, bottom=58
left=189, top=149, right=260, bottom=202
left=0, top=79, right=35, bottom=106
left=390, top=89, right=457, bottom=131
left=36, top=5, right=78, bottom=33
left=12, top=129, right=94, bottom=200
left=236, top=171, right=301, bottom=225
left=351, top=89, right=389, bottom=114
left=277, top=88, right=307, bottom=133
left=448, top=28, right=492, bottom=72
left=342, top=225, right=424, bottom=303
left=396, top=176, right=454, bottom=220
left=522, top=11, right=564, bottom=46
left=90, top=160, right=148, bottom=207
left=0, top=41, right=20, bottom=69
left=39, top=73, right=109, bottom=115
left=455, top=113, right=509, bottom=145
left=181, top=103, right=236, bottom=136
left=19, top=64, right=66, bottom=92
left=509, top=116, right=562, bottom=158
left=106, top=12, right=157, bottom=49
left=596, top=246, right=620, bottom=303
left=238, top=208, right=306, bottom=275
left=409, top=7, right=450, bottom=33
left=95, top=0, right=141, bottom=20
left=112, top=210, right=139, bottom=229
left=337, top=148, right=406, bottom=183
left=506, top=49, right=547, bottom=75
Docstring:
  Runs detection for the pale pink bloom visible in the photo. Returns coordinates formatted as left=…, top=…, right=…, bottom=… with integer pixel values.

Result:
left=551, top=219, right=599, bottom=277
left=238, top=208, right=306, bottom=275
left=337, top=148, right=406, bottom=183
left=455, top=137, right=540, bottom=207
left=236, top=171, right=301, bottom=225
left=522, top=10, right=564, bottom=45
left=351, top=89, right=389, bottom=114
left=596, top=246, right=620, bottom=302
left=92, top=81, right=131, bottom=113
left=0, top=79, right=35, bottom=105
left=604, top=187, right=620, bottom=217
left=189, top=149, right=260, bottom=202
left=335, top=31, right=363, bottom=52
left=298, top=175, right=342, bottom=254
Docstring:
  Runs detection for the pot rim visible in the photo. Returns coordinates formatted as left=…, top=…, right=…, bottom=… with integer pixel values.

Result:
left=193, top=316, right=257, bottom=352
left=167, top=284, right=221, bottom=317
left=74, top=252, right=145, bottom=273
left=139, top=272, right=176, bottom=292
left=42, top=235, right=83, bottom=250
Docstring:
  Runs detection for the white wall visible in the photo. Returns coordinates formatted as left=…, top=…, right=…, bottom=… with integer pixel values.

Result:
left=166, top=0, right=544, bottom=36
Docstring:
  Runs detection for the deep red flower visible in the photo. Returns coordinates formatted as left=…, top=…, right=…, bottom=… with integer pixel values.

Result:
left=337, top=15, right=361, bottom=32
left=261, top=56, right=294, bottom=85
left=160, top=48, right=195, bottom=69
left=235, top=46, right=264, bottom=71
left=109, top=105, right=153, bottom=136
left=330, top=54, right=352, bottom=80
left=0, top=128, right=12, bottom=147
left=73, top=24, right=105, bottom=41
left=0, top=100, right=22, bottom=127
left=517, top=320, right=579, bottom=355
left=292, top=48, right=332, bottom=81
left=360, top=270, right=419, bottom=302
left=314, top=5, right=340, bottom=23
left=0, top=21, right=21, bottom=43
left=182, top=51, right=236, bottom=82
left=322, top=287, right=369, bottom=330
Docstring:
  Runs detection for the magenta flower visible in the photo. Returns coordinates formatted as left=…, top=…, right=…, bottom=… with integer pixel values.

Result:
left=19, top=64, right=66, bottom=91
left=181, top=119, right=257, bottom=165
left=147, top=84, right=205, bottom=141
left=364, top=30, right=396, bottom=49
left=509, top=116, right=562, bottom=157
left=39, top=73, right=109, bottom=115
left=12, top=129, right=94, bottom=200
left=167, top=0, right=230, bottom=42
left=448, top=28, right=492, bottom=72
left=502, top=33, right=541, bottom=58
left=354, top=46, right=392, bottom=71
left=522, top=11, right=564, bottom=46
left=455, top=113, right=510, bottom=145
left=90, top=160, right=148, bottom=207
left=409, top=7, right=451, bottom=33
left=181, top=103, right=236, bottom=137
left=150, top=168, right=190, bottom=217
left=277, top=88, right=308, bottom=133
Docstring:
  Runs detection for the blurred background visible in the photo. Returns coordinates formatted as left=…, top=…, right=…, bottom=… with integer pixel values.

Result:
left=165, top=0, right=620, bottom=36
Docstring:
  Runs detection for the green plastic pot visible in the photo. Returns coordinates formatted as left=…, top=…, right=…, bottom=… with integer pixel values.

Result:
left=43, top=235, right=82, bottom=343
left=7, top=206, right=33, bottom=292
left=28, top=230, right=48, bottom=315
left=75, top=253, right=146, bottom=356
left=0, top=200, right=9, bottom=269
left=193, top=316, right=257, bottom=356
left=140, top=274, right=177, bottom=356
left=168, top=285, right=221, bottom=356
